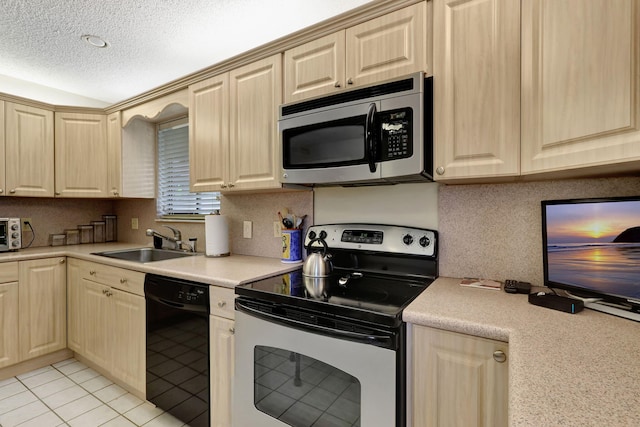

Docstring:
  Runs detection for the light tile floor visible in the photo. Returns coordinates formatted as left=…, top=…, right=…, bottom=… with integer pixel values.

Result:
left=0, top=359, right=188, bottom=427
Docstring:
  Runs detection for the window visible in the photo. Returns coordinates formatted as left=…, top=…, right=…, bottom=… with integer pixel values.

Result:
left=156, top=118, right=219, bottom=218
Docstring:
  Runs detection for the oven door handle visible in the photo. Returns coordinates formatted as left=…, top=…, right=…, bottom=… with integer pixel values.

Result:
left=236, top=300, right=394, bottom=347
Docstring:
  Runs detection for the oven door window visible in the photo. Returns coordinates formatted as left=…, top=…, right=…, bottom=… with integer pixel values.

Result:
left=254, top=345, right=361, bottom=426
left=283, top=116, right=367, bottom=168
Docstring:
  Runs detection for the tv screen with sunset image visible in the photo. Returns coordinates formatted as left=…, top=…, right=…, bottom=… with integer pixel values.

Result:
left=542, top=197, right=640, bottom=304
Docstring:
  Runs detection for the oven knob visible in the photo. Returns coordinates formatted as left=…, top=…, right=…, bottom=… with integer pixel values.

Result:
left=319, top=230, right=327, bottom=240
left=11, top=232, right=19, bottom=239
left=419, top=236, right=430, bottom=247
left=402, top=234, right=413, bottom=245
left=11, top=241, right=19, bottom=247
left=308, top=231, right=316, bottom=240
left=11, top=224, right=19, bottom=231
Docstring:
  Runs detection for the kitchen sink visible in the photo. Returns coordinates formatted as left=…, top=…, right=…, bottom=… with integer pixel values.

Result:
left=92, top=248, right=199, bottom=263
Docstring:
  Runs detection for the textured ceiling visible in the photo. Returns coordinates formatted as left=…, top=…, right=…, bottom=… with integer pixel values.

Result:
left=0, top=0, right=372, bottom=107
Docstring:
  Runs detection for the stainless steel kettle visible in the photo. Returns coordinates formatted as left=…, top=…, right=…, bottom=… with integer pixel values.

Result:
left=302, top=238, right=333, bottom=298
left=302, top=238, right=333, bottom=278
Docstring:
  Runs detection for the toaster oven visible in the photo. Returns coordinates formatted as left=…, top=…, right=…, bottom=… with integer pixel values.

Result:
left=0, top=218, right=22, bottom=252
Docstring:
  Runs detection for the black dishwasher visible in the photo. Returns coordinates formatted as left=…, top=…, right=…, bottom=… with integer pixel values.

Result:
left=145, top=274, right=210, bottom=427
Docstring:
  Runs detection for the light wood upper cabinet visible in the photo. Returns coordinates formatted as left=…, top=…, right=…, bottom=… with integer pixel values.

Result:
left=284, top=2, right=429, bottom=103
left=0, top=262, right=19, bottom=369
left=0, top=101, right=4, bottom=196
left=521, top=0, right=640, bottom=176
left=106, top=111, right=122, bottom=197
left=4, top=102, right=55, bottom=197
left=229, top=54, right=282, bottom=191
left=433, top=0, right=521, bottom=181
left=412, top=325, right=509, bottom=427
left=18, top=258, right=67, bottom=362
left=55, top=112, right=108, bottom=197
left=189, top=54, right=282, bottom=192
left=189, top=73, right=229, bottom=192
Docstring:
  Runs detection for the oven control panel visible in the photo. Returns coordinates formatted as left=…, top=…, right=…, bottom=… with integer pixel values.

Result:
left=305, top=223, right=437, bottom=257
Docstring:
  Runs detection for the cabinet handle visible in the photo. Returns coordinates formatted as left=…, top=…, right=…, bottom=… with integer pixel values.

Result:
left=493, top=350, right=507, bottom=363
left=102, top=289, right=108, bottom=294
left=120, top=278, right=127, bottom=284
left=106, top=291, right=113, bottom=297
left=112, top=190, right=119, bottom=196
left=229, top=327, right=235, bottom=335
left=90, top=270, right=96, bottom=275
left=347, top=78, right=353, bottom=85
left=334, top=82, right=341, bottom=88
left=436, top=166, right=445, bottom=176
left=10, top=189, right=16, bottom=194
left=59, top=259, right=66, bottom=264
left=228, top=183, right=235, bottom=188
left=0, top=189, right=3, bottom=194
left=217, top=301, right=227, bottom=308
left=55, top=192, right=61, bottom=196
left=220, top=184, right=228, bottom=189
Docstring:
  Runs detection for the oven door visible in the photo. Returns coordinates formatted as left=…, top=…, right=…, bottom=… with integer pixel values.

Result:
left=234, top=309, right=397, bottom=426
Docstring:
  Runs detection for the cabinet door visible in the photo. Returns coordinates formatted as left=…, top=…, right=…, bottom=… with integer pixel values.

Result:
left=55, top=112, right=108, bottom=197
left=0, top=281, right=19, bottom=368
left=0, top=101, right=4, bottom=196
left=210, top=316, right=235, bottom=427
left=81, top=279, right=110, bottom=368
left=346, top=2, right=428, bottom=87
left=5, top=102, right=55, bottom=197
left=110, top=288, right=146, bottom=396
left=521, top=0, right=640, bottom=175
left=229, top=54, right=282, bottom=191
left=18, top=258, right=67, bottom=361
left=106, top=111, right=122, bottom=197
left=284, top=31, right=346, bottom=103
left=433, top=0, right=520, bottom=181
left=66, top=259, right=83, bottom=353
left=189, top=74, right=229, bottom=192
left=412, top=326, right=508, bottom=427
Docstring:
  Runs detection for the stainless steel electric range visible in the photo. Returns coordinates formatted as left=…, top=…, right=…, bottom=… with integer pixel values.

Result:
left=234, top=223, right=438, bottom=427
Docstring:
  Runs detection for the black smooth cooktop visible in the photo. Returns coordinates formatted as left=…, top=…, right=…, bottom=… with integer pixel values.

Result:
left=235, top=269, right=431, bottom=327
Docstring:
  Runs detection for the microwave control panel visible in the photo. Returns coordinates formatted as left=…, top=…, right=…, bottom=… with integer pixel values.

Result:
left=379, top=108, right=413, bottom=161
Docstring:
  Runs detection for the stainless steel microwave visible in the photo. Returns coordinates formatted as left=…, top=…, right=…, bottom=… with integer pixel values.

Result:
left=0, top=218, right=21, bottom=252
left=279, top=73, right=432, bottom=186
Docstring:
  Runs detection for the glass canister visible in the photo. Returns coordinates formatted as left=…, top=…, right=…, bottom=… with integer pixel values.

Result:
left=65, top=229, right=80, bottom=245
left=103, top=215, right=117, bottom=242
left=92, top=221, right=106, bottom=243
left=78, top=225, right=94, bottom=244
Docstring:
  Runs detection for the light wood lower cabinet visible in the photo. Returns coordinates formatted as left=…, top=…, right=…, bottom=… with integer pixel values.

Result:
left=67, top=258, right=146, bottom=396
left=18, top=258, right=67, bottom=361
left=0, top=262, right=19, bottom=368
left=411, top=325, right=509, bottom=427
left=210, top=286, right=235, bottom=427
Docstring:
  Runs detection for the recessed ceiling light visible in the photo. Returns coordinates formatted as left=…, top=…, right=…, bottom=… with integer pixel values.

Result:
left=81, top=34, right=108, bottom=48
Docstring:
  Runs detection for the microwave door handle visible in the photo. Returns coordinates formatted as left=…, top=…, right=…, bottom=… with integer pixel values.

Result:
left=365, top=102, right=377, bottom=173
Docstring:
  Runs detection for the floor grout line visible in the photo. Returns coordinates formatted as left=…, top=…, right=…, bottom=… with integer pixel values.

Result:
left=0, top=359, right=187, bottom=427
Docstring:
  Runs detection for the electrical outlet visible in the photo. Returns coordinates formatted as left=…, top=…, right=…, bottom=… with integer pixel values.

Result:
left=274, top=221, right=282, bottom=237
left=243, top=221, right=252, bottom=239
left=21, top=218, right=32, bottom=229
left=131, top=217, right=139, bottom=230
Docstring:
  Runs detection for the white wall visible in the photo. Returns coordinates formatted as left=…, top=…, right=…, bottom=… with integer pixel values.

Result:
left=313, top=182, right=439, bottom=230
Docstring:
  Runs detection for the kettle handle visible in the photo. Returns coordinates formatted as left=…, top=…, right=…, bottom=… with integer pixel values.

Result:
left=307, top=238, right=328, bottom=256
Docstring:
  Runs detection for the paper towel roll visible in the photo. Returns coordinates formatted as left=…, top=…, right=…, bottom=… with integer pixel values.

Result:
left=205, top=213, right=230, bottom=257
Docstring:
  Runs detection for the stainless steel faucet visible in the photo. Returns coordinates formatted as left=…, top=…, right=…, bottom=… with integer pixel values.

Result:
left=146, top=226, right=195, bottom=252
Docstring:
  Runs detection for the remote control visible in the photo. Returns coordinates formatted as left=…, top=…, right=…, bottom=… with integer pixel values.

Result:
left=504, top=280, right=531, bottom=294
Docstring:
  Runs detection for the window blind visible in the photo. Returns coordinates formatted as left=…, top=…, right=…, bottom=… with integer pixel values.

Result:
left=157, top=119, right=220, bottom=217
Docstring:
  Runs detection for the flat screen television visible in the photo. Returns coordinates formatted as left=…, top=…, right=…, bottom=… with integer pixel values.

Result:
left=542, top=196, right=640, bottom=322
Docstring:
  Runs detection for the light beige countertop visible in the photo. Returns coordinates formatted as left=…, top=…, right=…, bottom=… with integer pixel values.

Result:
left=0, top=243, right=301, bottom=287
left=404, top=277, right=640, bottom=427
